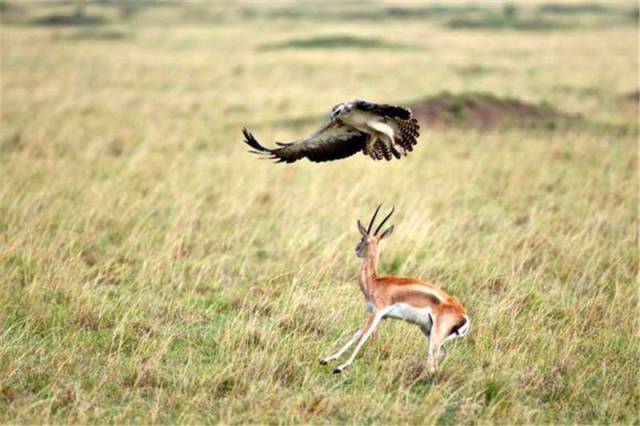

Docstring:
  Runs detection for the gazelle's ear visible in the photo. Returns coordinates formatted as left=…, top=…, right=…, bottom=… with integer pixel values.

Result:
left=357, top=220, right=368, bottom=236
left=379, top=225, right=394, bottom=239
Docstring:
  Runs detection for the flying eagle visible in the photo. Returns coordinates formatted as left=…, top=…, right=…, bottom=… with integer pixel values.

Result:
left=242, top=100, right=420, bottom=163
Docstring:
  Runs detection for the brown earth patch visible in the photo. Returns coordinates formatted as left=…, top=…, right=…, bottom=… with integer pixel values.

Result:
left=409, top=92, right=573, bottom=129
left=621, top=89, right=639, bottom=103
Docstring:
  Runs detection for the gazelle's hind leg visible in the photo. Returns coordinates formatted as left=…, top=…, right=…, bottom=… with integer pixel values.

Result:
left=427, top=313, right=457, bottom=372
left=320, top=328, right=362, bottom=365
left=420, top=315, right=439, bottom=371
left=427, top=329, right=444, bottom=372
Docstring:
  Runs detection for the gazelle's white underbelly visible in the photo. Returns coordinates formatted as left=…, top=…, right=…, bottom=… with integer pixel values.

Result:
left=384, top=303, right=433, bottom=329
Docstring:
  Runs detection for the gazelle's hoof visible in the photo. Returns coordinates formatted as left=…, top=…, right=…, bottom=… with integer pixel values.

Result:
left=332, top=367, right=343, bottom=374
left=320, top=359, right=328, bottom=365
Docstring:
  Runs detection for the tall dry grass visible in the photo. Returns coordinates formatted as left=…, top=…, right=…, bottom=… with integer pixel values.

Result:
left=1, top=1, right=638, bottom=423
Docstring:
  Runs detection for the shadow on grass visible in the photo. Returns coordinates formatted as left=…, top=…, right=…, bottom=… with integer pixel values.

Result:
left=245, top=2, right=636, bottom=29
left=447, top=3, right=637, bottom=31
left=30, top=7, right=107, bottom=27
left=259, top=35, right=418, bottom=51
left=447, top=4, right=567, bottom=31
left=17, top=2, right=637, bottom=30
left=448, top=16, right=566, bottom=31
left=537, top=3, right=621, bottom=15
left=248, top=4, right=482, bottom=22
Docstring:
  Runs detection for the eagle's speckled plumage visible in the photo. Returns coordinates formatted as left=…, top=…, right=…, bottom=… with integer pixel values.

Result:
left=242, top=99, right=420, bottom=164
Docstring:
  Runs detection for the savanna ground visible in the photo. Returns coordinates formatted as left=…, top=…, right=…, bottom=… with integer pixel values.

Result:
left=1, top=1, right=638, bottom=423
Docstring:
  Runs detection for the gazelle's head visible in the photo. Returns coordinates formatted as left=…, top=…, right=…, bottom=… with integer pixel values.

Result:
left=356, top=204, right=394, bottom=258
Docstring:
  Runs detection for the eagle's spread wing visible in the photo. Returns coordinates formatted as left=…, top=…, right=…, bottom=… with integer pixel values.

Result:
left=242, top=122, right=369, bottom=163
left=352, top=99, right=412, bottom=120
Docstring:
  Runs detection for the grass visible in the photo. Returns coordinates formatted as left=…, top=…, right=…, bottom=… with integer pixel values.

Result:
left=1, top=1, right=638, bottom=424
left=536, top=3, right=621, bottom=15
left=52, top=28, right=132, bottom=41
left=259, top=35, right=417, bottom=51
left=445, top=3, right=637, bottom=31
left=29, top=6, right=108, bottom=27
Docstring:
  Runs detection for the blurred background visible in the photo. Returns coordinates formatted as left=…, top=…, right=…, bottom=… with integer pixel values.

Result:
left=1, top=1, right=638, bottom=424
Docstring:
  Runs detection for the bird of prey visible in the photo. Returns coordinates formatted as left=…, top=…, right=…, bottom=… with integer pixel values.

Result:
left=242, top=100, right=420, bottom=163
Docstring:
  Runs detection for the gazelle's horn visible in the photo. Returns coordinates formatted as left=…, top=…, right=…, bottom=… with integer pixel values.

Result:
left=367, top=204, right=382, bottom=234
left=374, top=206, right=395, bottom=236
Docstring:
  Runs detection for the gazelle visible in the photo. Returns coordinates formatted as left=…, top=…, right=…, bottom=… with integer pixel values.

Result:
left=320, top=205, right=470, bottom=374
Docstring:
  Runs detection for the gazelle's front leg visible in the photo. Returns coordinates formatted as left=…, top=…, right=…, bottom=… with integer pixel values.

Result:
left=333, top=309, right=385, bottom=374
left=320, top=328, right=362, bottom=365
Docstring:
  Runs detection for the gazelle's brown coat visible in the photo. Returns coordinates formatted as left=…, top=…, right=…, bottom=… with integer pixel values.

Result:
left=321, top=206, right=469, bottom=373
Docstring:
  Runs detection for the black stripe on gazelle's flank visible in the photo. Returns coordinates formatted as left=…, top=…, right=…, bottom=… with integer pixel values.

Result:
left=391, top=290, right=441, bottom=308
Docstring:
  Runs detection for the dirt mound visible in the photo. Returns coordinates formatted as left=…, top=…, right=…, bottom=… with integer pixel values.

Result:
left=621, top=89, right=639, bottom=103
left=409, top=92, right=572, bottom=129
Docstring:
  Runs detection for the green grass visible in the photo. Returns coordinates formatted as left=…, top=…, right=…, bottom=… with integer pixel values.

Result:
left=30, top=7, right=108, bottom=27
left=536, top=3, right=621, bottom=15
left=260, top=35, right=417, bottom=51
left=1, top=1, right=638, bottom=424
left=445, top=2, right=637, bottom=31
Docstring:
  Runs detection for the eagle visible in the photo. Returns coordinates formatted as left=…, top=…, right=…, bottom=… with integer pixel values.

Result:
left=242, top=100, right=420, bottom=163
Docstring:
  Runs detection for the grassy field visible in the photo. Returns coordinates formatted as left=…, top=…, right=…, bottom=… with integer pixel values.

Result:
left=1, top=1, right=638, bottom=423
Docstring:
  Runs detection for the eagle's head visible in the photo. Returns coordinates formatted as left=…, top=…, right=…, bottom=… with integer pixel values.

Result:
left=330, top=102, right=352, bottom=119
